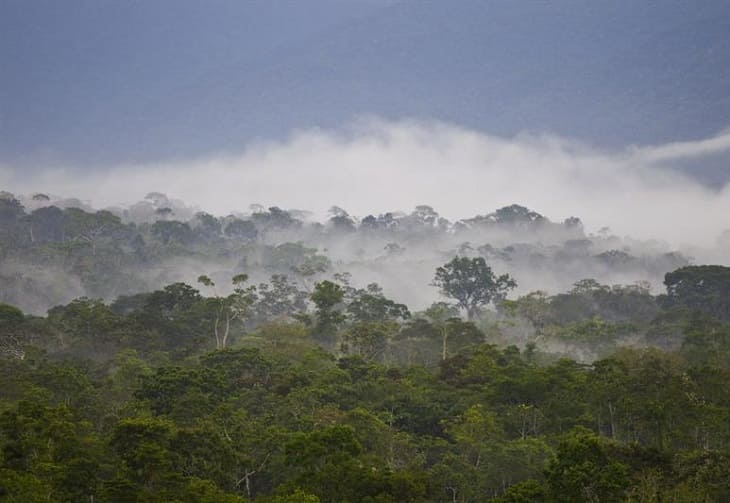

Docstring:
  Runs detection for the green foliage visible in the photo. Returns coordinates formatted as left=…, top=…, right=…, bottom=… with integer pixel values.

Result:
left=347, top=283, right=410, bottom=323
left=264, top=242, right=330, bottom=278
left=551, top=279, right=659, bottom=324
left=0, top=400, right=103, bottom=501
left=224, top=218, right=258, bottom=241
left=0, top=468, right=51, bottom=502
left=111, top=416, right=177, bottom=483
left=151, top=219, right=194, bottom=245
left=0, top=304, right=24, bottom=326
left=493, top=479, right=546, bottom=502
left=680, top=312, right=730, bottom=367
left=135, top=366, right=225, bottom=417
left=341, top=321, right=397, bottom=361
left=0, top=261, right=728, bottom=501
left=310, top=281, right=346, bottom=346
left=545, top=428, right=629, bottom=502
left=266, top=489, right=321, bottom=502
left=433, top=256, right=516, bottom=319
left=661, top=265, right=730, bottom=322
left=253, top=274, right=308, bottom=323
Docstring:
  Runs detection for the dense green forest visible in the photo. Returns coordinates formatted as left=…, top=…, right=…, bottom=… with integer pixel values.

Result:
left=0, top=190, right=699, bottom=317
left=1, top=191, right=730, bottom=501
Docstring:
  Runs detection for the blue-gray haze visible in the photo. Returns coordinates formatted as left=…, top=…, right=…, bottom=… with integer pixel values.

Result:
left=2, top=1, right=729, bottom=183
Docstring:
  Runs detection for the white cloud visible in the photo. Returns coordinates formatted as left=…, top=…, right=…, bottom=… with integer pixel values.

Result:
left=631, top=129, right=730, bottom=163
left=2, top=119, right=729, bottom=246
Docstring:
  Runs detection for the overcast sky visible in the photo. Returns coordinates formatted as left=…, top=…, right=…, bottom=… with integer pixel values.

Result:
left=1, top=1, right=729, bottom=243
left=2, top=1, right=729, bottom=166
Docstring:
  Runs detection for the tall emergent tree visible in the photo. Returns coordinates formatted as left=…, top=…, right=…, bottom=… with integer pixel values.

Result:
left=197, top=274, right=257, bottom=350
left=660, top=265, right=730, bottom=323
left=310, top=280, right=346, bottom=346
left=432, top=256, right=516, bottom=320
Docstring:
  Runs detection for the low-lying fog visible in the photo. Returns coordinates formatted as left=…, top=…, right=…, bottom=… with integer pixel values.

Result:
left=1, top=119, right=729, bottom=314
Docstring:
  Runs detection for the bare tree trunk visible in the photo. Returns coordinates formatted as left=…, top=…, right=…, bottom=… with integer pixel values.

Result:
left=222, top=312, right=231, bottom=349
left=441, top=327, right=448, bottom=361
left=236, top=454, right=270, bottom=503
left=214, top=309, right=222, bottom=350
left=245, top=473, right=252, bottom=503
left=446, top=486, right=458, bottom=503
left=521, top=413, right=528, bottom=440
left=236, top=470, right=255, bottom=503
left=608, top=401, right=617, bottom=440
left=466, top=306, right=475, bottom=321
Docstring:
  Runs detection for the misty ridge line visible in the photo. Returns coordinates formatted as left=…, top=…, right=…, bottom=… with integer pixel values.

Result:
left=0, top=179, right=708, bottom=320
left=2, top=118, right=730, bottom=246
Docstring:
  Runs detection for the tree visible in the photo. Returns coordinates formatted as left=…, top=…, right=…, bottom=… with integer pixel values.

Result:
left=494, top=480, right=547, bottom=503
left=432, top=257, right=516, bottom=320
left=0, top=303, right=26, bottom=359
left=503, top=291, right=551, bottom=337
left=253, top=275, right=308, bottom=323
left=224, top=219, right=258, bottom=242
left=27, top=206, right=66, bottom=243
left=545, top=428, right=629, bottom=503
left=660, top=265, right=730, bottom=322
left=198, top=274, right=257, bottom=350
left=347, top=283, right=410, bottom=323
left=192, top=212, right=222, bottom=240
left=462, top=205, right=546, bottom=230
left=680, top=312, right=730, bottom=367
left=110, top=417, right=177, bottom=491
left=0, top=400, right=103, bottom=501
left=269, top=490, right=320, bottom=502
left=341, top=321, right=397, bottom=361
left=250, top=207, right=301, bottom=233
left=310, top=281, right=345, bottom=346
left=327, top=206, right=356, bottom=233
left=421, top=302, right=470, bottom=360
left=46, top=297, right=127, bottom=357
left=151, top=220, right=194, bottom=245
left=0, top=192, right=25, bottom=238
left=62, top=208, right=124, bottom=256
left=262, top=242, right=330, bottom=291
left=154, top=207, right=174, bottom=219
left=409, top=205, right=441, bottom=230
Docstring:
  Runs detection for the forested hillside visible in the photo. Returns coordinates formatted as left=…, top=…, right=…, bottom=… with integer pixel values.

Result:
left=1, top=191, right=730, bottom=501
left=0, top=190, right=699, bottom=316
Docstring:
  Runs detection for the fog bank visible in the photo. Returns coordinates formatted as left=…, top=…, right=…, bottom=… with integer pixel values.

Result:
left=2, top=119, right=729, bottom=247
